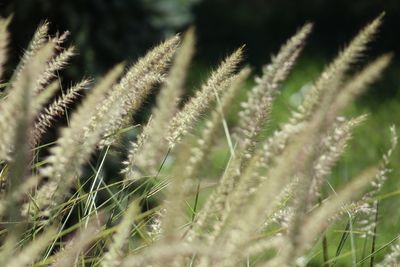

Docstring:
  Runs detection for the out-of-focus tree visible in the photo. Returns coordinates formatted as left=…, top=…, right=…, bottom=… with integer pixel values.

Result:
left=0, top=0, right=199, bottom=78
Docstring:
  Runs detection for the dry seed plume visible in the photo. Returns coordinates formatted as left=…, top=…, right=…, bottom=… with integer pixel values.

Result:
left=0, top=17, right=11, bottom=80
left=34, top=79, right=91, bottom=142
left=296, top=13, right=384, bottom=122
left=123, top=29, right=195, bottom=180
left=11, top=21, right=50, bottom=84
left=0, top=42, right=55, bottom=161
left=96, top=35, right=180, bottom=147
left=166, top=46, right=244, bottom=148
left=35, top=45, right=76, bottom=93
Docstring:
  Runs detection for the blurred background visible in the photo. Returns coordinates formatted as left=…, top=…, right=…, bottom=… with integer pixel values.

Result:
left=1, top=0, right=399, bottom=99
left=1, top=1, right=400, bottom=265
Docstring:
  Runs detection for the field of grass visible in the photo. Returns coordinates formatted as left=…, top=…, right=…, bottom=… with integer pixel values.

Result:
left=187, top=58, right=400, bottom=266
left=1, top=14, right=400, bottom=267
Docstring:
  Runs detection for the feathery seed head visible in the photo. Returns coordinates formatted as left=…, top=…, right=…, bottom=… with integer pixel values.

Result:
left=0, top=16, right=11, bottom=80
left=298, top=14, right=383, bottom=121
left=166, top=46, right=243, bottom=148
left=125, top=29, right=195, bottom=179
left=95, top=35, right=180, bottom=147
